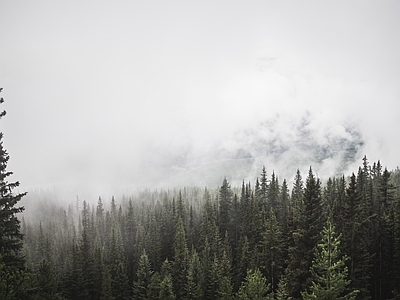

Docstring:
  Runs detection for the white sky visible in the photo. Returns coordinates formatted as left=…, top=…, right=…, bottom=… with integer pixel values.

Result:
left=1, top=1, right=400, bottom=199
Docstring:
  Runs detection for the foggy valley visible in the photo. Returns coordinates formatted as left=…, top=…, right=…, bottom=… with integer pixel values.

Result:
left=1, top=1, right=400, bottom=299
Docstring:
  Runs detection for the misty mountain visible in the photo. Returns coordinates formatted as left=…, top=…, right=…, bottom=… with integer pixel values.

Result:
left=138, top=112, right=364, bottom=188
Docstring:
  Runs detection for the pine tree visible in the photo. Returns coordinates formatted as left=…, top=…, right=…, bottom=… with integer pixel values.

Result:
left=201, top=237, right=219, bottom=300
left=236, top=268, right=273, bottom=300
left=124, top=198, right=136, bottom=283
left=0, top=253, right=28, bottom=300
left=217, top=232, right=233, bottom=299
left=30, top=259, right=63, bottom=300
left=275, top=276, right=292, bottom=300
left=159, top=273, right=176, bottom=300
left=260, top=166, right=268, bottom=207
left=261, top=208, right=285, bottom=293
left=172, top=217, right=189, bottom=299
left=301, top=219, right=358, bottom=300
left=268, top=171, right=279, bottom=213
left=392, top=182, right=400, bottom=299
left=219, top=178, right=232, bottom=238
left=290, top=169, right=304, bottom=227
left=286, top=167, right=324, bottom=298
left=343, top=173, right=372, bottom=299
left=186, top=249, right=203, bottom=300
left=78, top=201, right=96, bottom=299
left=133, top=249, right=153, bottom=300
left=0, top=89, right=27, bottom=268
left=108, top=224, right=129, bottom=299
left=279, top=179, right=290, bottom=231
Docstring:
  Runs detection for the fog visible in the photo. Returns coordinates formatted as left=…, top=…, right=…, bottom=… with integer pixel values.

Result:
left=1, top=1, right=400, bottom=201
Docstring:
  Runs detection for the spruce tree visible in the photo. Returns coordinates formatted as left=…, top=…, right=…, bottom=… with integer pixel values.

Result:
left=219, top=178, right=232, bottom=238
left=236, top=268, right=273, bottom=300
left=0, top=89, right=27, bottom=268
left=133, top=249, right=153, bottom=300
left=286, top=167, right=324, bottom=298
left=301, top=219, right=358, bottom=300
left=172, top=217, right=189, bottom=299
left=260, top=166, right=268, bottom=206
left=261, top=208, right=285, bottom=293
left=0, top=253, right=28, bottom=300
left=343, top=173, right=372, bottom=299
left=268, top=171, right=279, bottom=213
left=159, top=273, right=176, bottom=300
left=186, top=249, right=202, bottom=300
left=275, top=276, right=292, bottom=300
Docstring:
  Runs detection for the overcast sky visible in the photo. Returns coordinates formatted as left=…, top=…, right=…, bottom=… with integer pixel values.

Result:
left=1, top=1, right=400, bottom=199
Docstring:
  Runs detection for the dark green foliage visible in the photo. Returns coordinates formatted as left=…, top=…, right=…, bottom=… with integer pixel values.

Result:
left=236, top=268, right=273, bottom=300
left=0, top=91, right=28, bottom=299
left=286, top=168, right=324, bottom=298
left=159, top=274, right=176, bottom=300
left=275, top=276, right=292, bottom=300
left=172, top=217, right=189, bottom=299
left=14, top=157, right=400, bottom=300
left=268, top=171, right=279, bottom=213
left=186, top=249, right=203, bottom=300
left=133, top=249, right=153, bottom=299
left=260, top=208, right=285, bottom=292
left=29, top=260, right=64, bottom=300
left=342, top=171, right=374, bottom=300
left=0, top=253, right=28, bottom=300
left=219, top=178, right=233, bottom=238
left=0, top=91, right=27, bottom=269
left=301, top=219, right=358, bottom=300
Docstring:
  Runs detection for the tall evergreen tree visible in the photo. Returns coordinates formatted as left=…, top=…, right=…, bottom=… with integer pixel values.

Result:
left=77, top=201, right=96, bottom=299
left=186, top=249, right=203, bottom=300
left=286, top=167, right=324, bottom=298
left=172, top=217, right=189, bottom=299
left=260, top=166, right=268, bottom=206
left=343, top=173, right=372, bottom=299
left=261, top=208, right=285, bottom=293
left=236, top=268, right=273, bottom=300
left=133, top=249, right=153, bottom=300
left=268, top=171, right=279, bottom=213
left=301, top=219, right=358, bottom=300
left=30, top=259, right=64, bottom=300
left=392, top=182, right=400, bottom=299
left=0, top=89, right=27, bottom=268
left=159, top=273, right=176, bottom=300
left=219, top=178, right=232, bottom=238
left=108, top=224, right=129, bottom=299
left=0, top=253, right=27, bottom=300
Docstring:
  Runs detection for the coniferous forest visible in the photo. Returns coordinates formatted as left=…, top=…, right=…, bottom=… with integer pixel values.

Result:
left=2, top=90, right=400, bottom=299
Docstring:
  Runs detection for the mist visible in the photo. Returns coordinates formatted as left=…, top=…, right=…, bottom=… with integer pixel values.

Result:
left=1, top=1, right=400, bottom=202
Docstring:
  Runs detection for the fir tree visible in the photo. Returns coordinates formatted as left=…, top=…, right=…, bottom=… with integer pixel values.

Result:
left=159, top=273, right=176, bottom=300
left=301, top=219, right=358, bottom=300
left=219, top=178, right=232, bottom=238
left=133, top=249, right=153, bottom=300
left=186, top=249, right=203, bottom=300
left=261, top=208, right=285, bottom=293
left=286, top=167, right=324, bottom=298
left=172, top=217, right=189, bottom=299
left=30, top=259, right=63, bottom=300
left=343, top=173, right=372, bottom=299
left=0, top=253, right=28, bottom=300
left=0, top=89, right=27, bottom=268
left=275, top=276, right=292, bottom=300
left=236, top=268, right=273, bottom=300
left=260, top=166, right=268, bottom=206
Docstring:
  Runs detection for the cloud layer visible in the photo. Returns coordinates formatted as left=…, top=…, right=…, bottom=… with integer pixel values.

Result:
left=1, top=1, right=399, bottom=200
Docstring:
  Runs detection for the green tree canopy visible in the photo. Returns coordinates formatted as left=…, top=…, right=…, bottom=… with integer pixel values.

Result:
left=301, top=219, right=358, bottom=300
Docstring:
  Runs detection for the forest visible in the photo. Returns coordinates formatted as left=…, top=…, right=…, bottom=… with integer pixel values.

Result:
left=1, top=92, right=400, bottom=299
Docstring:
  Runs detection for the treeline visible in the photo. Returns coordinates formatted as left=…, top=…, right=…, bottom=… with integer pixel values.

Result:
left=18, top=157, right=400, bottom=299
